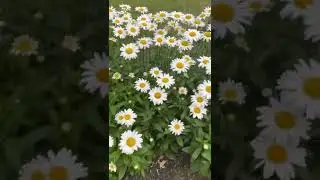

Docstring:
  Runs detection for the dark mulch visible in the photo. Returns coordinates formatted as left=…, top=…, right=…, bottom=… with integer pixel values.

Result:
left=125, top=153, right=210, bottom=180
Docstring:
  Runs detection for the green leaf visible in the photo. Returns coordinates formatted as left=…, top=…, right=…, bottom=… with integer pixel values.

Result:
left=201, top=150, right=211, bottom=162
left=191, top=147, right=202, bottom=160
left=182, top=146, right=193, bottom=153
left=176, top=137, right=184, bottom=147
left=118, top=166, right=127, bottom=180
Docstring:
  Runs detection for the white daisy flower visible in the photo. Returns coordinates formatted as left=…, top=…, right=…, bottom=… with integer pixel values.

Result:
left=18, top=155, right=49, bottom=180
left=197, top=56, right=211, bottom=68
left=112, top=17, right=124, bottom=26
left=212, top=0, right=253, bottom=39
left=183, top=13, right=195, bottom=24
left=189, top=103, right=207, bottom=119
left=218, top=79, right=245, bottom=104
left=251, top=136, right=306, bottom=180
left=153, top=35, right=166, bottom=46
left=256, top=97, right=311, bottom=143
left=166, top=36, right=177, bottom=47
left=119, top=108, right=137, bottom=127
left=109, top=136, right=114, bottom=148
left=148, top=87, right=168, bottom=105
left=126, top=24, right=140, bottom=37
left=115, top=110, right=125, bottom=124
left=202, top=31, right=211, bottom=42
left=11, top=34, right=39, bottom=56
left=205, top=64, right=211, bottom=75
left=80, top=52, right=108, bottom=98
left=182, top=55, right=196, bottom=66
left=119, top=130, right=143, bottom=155
left=155, top=29, right=168, bottom=36
left=157, top=11, right=169, bottom=20
left=198, top=80, right=212, bottom=99
left=47, top=148, right=88, bottom=179
left=150, top=67, right=163, bottom=78
left=276, top=59, right=320, bottom=119
left=61, top=35, right=80, bottom=52
left=169, top=119, right=185, bottom=136
left=113, top=26, right=127, bottom=39
left=280, top=0, right=313, bottom=20
left=156, top=73, right=175, bottom=89
left=191, top=92, right=209, bottom=107
left=120, top=43, right=140, bottom=60
left=170, top=58, right=190, bottom=74
left=177, top=39, right=193, bottom=51
left=137, top=37, right=152, bottom=49
left=171, top=11, right=183, bottom=21
left=184, top=29, right=201, bottom=42
left=134, top=78, right=150, bottom=93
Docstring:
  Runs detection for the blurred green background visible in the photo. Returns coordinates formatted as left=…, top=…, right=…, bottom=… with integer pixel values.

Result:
left=110, top=0, right=210, bottom=14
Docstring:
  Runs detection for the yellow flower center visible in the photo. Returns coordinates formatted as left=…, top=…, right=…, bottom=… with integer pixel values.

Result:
left=139, top=83, right=146, bottom=88
left=266, top=144, right=288, bottom=164
left=119, top=115, right=123, bottom=120
left=274, top=111, right=296, bottom=129
left=96, top=68, right=108, bottom=83
left=130, top=27, right=136, bottom=33
left=223, top=88, right=237, bottom=100
left=124, top=114, right=131, bottom=120
left=125, top=48, right=133, bottom=54
left=189, top=31, right=196, bottom=37
left=160, top=13, right=165, bottom=17
left=126, top=137, right=136, bottom=147
left=176, top=62, right=185, bottom=69
left=212, top=3, right=234, bottom=23
left=117, top=29, right=123, bottom=34
left=194, top=107, right=201, bottom=114
left=174, top=14, right=180, bottom=18
left=204, top=32, right=211, bottom=37
left=197, top=97, right=204, bottom=103
left=154, top=92, right=162, bottom=99
left=203, top=59, right=209, bottom=64
left=140, top=40, right=147, bottom=45
left=205, top=85, right=211, bottom=93
left=156, top=38, right=163, bottom=43
left=49, top=166, right=68, bottom=180
left=18, top=40, right=32, bottom=52
left=249, top=1, right=263, bottom=11
left=142, top=22, right=147, bottom=26
left=303, top=77, right=320, bottom=99
left=186, top=15, right=192, bottom=19
left=295, top=0, right=313, bottom=9
left=181, top=41, right=189, bottom=46
left=162, top=77, right=169, bottom=83
left=115, top=20, right=120, bottom=24
left=31, top=170, right=46, bottom=180
left=141, top=17, right=146, bottom=21
left=124, top=17, right=129, bottom=20
left=174, top=124, right=180, bottom=130
left=195, top=20, right=201, bottom=24
left=169, top=39, right=175, bottom=43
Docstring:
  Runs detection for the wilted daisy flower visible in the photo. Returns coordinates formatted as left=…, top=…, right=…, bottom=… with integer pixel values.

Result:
left=113, top=26, right=127, bottom=39
left=212, top=0, right=253, bottom=39
left=109, top=162, right=117, bottom=172
left=18, top=155, right=49, bottom=180
left=218, top=79, right=245, bottom=104
left=137, top=37, right=152, bottom=49
left=251, top=136, right=306, bottom=180
left=189, top=103, right=207, bottom=119
left=112, top=72, right=122, bottom=80
left=256, top=97, right=311, bottom=143
left=198, top=80, right=212, bottom=99
left=47, top=148, right=88, bottom=179
left=61, top=35, right=80, bottom=52
left=170, top=58, right=190, bottom=74
left=134, top=78, right=150, bottom=93
left=197, top=56, right=211, bottom=68
left=11, top=34, right=39, bottom=56
left=109, top=136, right=114, bottom=147
left=177, top=39, right=193, bottom=51
left=119, top=130, right=143, bottom=155
left=156, top=73, right=175, bottom=89
left=153, top=35, right=166, bottom=46
left=303, top=1, right=320, bottom=42
left=80, top=52, right=108, bottom=98
left=277, top=59, right=320, bottom=119
left=184, top=29, right=201, bottom=42
left=191, top=92, right=209, bottom=107
left=149, top=87, right=168, bottom=105
left=120, top=43, right=140, bottom=60
left=169, top=119, right=185, bottom=135
left=150, top=67, right=163, bottom=78
left=178, top=87, right=188, bottom=95
left=280, top=0, right=313, bottom=20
